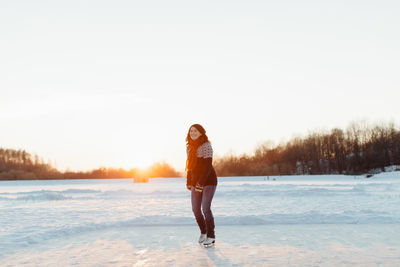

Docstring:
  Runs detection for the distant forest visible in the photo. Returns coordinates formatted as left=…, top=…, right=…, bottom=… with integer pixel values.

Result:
left=0, top=149, right=180, bottom=180
left=1, top=121, right=400, bottom=180
left=214, top=121, right=400, bottom=176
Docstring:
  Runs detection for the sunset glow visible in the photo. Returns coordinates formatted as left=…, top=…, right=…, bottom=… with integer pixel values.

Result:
left=1, top=0, right=399, bottom=172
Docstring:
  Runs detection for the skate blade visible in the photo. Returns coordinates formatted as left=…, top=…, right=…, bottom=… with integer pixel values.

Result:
left=203, top=242, right=215, bottom=248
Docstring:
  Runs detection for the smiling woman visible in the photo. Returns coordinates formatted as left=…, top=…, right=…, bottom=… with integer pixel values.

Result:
left=185, top=124, right=218, bottom=247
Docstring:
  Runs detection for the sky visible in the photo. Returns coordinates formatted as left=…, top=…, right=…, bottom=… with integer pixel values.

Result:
left=1, top=0, right=400, bottom=172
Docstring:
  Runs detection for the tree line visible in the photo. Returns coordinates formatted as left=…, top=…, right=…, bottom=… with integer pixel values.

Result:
left=213, top=121, right=400, bottom=176
left=2, top=121, right=400, bottom=180
left=0, top=148, right=180, bottom=180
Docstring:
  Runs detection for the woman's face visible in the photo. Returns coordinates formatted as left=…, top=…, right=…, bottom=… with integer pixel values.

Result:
left=189, top=126, right=202, bottom=140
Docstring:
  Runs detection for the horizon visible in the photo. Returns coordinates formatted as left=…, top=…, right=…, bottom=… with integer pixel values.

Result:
left=2, top=118, right=398, bottom=174
left=1, top=0, right=400, bottom=172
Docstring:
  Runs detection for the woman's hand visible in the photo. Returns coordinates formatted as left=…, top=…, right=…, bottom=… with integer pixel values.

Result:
left=195, top=183, right=203, bottom=193
left=186, top=185, right=192, bottom=191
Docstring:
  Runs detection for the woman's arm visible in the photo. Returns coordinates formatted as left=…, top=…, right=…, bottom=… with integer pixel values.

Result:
left=186, top=171, right=192, bottom=188
left=186, top=146, right=191, bottom=190
left=195, top=142, right=214, bottom=187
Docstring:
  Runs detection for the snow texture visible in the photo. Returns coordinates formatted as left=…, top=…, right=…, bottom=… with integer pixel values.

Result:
left=1, top=172, right=400, bottom=266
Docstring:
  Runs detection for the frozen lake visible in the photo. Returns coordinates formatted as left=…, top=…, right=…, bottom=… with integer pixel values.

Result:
left=1, top=173, right=400, bottom=266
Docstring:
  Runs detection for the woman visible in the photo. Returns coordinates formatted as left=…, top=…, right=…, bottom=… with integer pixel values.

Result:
left=185, top=124, right=218, bottom=246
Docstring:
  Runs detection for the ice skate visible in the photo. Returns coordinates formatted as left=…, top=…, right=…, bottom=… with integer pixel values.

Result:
left=198, top=234, right=207, bottom=244
left=203, top=237, right=215, bottom=247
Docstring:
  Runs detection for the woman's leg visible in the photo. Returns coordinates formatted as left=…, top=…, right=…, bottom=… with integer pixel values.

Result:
left=201, top=185, right=217, bottom=238
left=191, top=187, right=206, bottom=234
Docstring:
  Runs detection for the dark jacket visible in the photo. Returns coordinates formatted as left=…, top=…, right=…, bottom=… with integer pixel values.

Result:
left=186, top=142, right=218, bottom=187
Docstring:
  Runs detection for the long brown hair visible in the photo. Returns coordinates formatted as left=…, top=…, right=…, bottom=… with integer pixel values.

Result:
left=185, top=124, right=210, bottom=171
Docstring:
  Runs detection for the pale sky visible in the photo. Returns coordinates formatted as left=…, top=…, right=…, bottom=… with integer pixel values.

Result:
left=1, top=0, right=400, bottom=172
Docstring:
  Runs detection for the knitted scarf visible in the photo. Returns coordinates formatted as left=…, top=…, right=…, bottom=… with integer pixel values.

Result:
left=186, top=139, right=202, bottom=171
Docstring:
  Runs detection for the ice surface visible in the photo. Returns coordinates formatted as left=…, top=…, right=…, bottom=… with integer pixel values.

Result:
left=1, top=173, right=400, bottom=266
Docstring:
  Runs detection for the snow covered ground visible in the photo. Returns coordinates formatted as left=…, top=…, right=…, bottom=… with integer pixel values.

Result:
left=1, top=173, right=400, bottom=266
